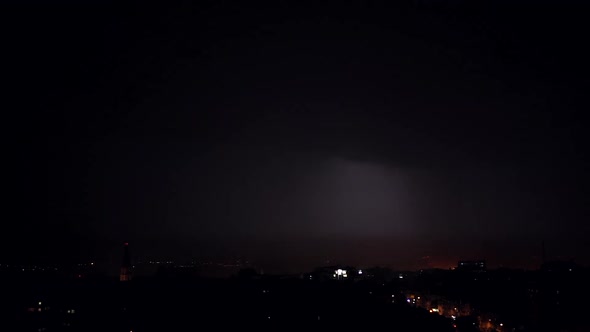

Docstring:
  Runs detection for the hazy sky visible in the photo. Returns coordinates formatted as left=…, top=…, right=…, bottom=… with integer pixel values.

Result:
left=5, top=0, right=589, bottom=272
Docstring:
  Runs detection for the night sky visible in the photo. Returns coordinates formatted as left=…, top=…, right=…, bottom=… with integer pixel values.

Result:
left=5, top=0, right=590, bottom=272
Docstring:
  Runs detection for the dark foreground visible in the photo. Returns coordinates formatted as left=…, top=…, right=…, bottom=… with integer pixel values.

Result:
left=2, top=275, right=455, bottom=331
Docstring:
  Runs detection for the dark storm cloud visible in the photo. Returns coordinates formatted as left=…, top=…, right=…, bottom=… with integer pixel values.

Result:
left=4, top=0, right=589, bottom=270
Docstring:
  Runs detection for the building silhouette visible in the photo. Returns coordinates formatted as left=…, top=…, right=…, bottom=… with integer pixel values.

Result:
left=120, top=242, right=132, bottom=281
left=456, top=260, right=486, bottom=272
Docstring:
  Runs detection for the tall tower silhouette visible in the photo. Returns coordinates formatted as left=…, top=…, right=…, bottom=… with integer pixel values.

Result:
left=120, top=242, right=132, bottom=281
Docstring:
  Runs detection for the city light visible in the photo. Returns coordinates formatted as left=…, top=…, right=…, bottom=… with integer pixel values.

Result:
left=358, top=270, right=363, bottom=275
left=334, top=269, right=348, bottom=278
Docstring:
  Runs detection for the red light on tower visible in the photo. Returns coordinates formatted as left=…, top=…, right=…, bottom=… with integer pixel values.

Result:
left=120, top=242, right=132, bottom=281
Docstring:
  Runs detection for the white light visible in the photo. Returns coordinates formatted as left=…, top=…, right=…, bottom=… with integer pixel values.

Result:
left=38, top=302, right=42, bottom=306
left=399, top=275, right=403, bottom=279
left=451, top=315, right=456, bottom=320
left=417, top=296, right=420, bottom=300
left=500, top=323, right=503, bottom=327
left=431, top=308, right=439, bottom=312
left=391, top=295, right=395, bottom=297
left=358, top=270, right=362, bottom=275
